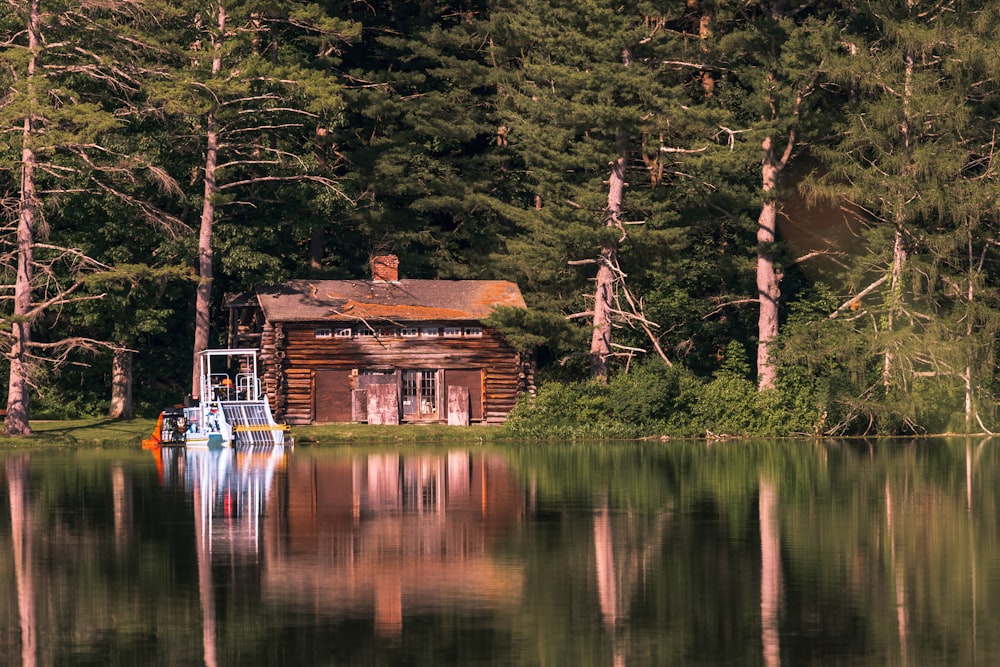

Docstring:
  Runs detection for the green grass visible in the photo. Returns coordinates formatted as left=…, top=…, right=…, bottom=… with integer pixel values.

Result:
left=290, top=422, right=509, bottom=445
left=0, top=418, right=158, bottom=448
left=0, top=418, right=512, bottom=448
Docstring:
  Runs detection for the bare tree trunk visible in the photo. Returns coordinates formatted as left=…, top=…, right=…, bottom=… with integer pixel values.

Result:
left=883, top=51, right=914, bottom=392
left=6, top=0, right=41, bottom=436
left=590, top=149, right=625, bottom=382
left=964, top=231, right=975, bottom=432
left=192, top=1, right=226, bottom=400
left=108, top=348, right=133, bottom=419
left=756, top=133, right=791, bottom=391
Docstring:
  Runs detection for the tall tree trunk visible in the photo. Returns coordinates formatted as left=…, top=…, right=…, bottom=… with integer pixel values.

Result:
left=756, top=135, right=790, bottom=391
left=192, top=1, right=225, bottom=400
left=6, top=0, right=41, bottom=436
left=883, top=51, right=914, bottom=392
left=108, top=348, right=133, bottom=419
left=590, top=148, right=625, bottom=382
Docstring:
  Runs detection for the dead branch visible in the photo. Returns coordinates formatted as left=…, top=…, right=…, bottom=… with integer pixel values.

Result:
left=829, top=275, right=888, bottom=319
left=701, top=298, right=759, bottom=320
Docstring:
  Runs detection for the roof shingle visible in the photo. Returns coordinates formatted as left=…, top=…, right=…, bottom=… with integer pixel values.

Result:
left=254, top=279, right=525, bottom=323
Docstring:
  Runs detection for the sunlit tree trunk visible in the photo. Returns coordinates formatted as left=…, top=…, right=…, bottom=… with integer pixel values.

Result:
left=756, top=135, right=786, bottom=391
left=192, top=1, right=226, bottom=400
left=590, top=137, right=626, bottom=382
left=5, top=0, right=41, bottom=436
left=108, top=348, right=133, bottom=419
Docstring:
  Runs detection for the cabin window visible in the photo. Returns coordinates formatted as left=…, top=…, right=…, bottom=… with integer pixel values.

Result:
left=334, top=327, right=352, bottom=338
left=421, top=327, right=439, bottom=337
left=463, top=327, right=482, bottom=337
left=443, top=327, right=462, bottom=337
left=377, top=328, right=399, bottom=338
left=356, top=327, right=375, bottom=338
left=402, top=369, right=437, bottom=418
left=401, top=328, right=419, bottom=338
left=314, top=328, right=333, bottom=339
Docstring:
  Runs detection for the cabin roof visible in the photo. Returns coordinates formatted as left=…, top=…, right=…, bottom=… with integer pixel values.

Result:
left=252, top=279, right=526, bottom=323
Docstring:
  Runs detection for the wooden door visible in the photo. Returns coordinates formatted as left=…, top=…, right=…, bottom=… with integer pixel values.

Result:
left=445, top=369, right=484, bottom=422
left=314, top=370, right=353, bottom=422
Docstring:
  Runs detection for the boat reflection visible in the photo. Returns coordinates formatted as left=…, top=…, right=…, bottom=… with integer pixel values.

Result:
left=150, top=446, right=526, bottom=644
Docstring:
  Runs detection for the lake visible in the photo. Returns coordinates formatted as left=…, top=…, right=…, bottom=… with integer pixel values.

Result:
left=0, top=438, right=997, bottom=666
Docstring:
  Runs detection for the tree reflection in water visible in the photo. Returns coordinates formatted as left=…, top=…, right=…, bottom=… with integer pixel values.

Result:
left=3, top=438, right=1000, bottom=665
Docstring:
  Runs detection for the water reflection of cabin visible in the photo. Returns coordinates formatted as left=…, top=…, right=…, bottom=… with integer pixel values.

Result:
left=265, top=452, right=527, bottom=635
left=226, top=255, right=533, bottom=425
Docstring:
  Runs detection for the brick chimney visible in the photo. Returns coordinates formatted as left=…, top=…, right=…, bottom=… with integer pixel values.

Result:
left=370, top=254, right=399, bottom=282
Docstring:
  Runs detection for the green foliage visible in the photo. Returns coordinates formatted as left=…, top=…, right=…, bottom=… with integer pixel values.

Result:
left=4, top=0, right=1000, bottom=436
left=507, top=343, right=828, bottom=438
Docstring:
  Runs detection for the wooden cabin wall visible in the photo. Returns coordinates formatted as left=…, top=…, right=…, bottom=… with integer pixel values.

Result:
left=259, top=322, right=530, bottom=424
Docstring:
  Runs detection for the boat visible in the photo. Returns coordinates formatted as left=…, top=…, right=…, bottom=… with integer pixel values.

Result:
left=143, top=348, right=288, bottom=448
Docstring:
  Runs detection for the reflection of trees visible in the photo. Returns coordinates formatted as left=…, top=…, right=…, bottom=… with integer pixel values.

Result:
left=7, top=456, right=36, bottom=667
left=507, top=438, right=1000, bottom=667
left=8, top=439, right=1000, bottom=664
left=594, top=499, right=670, bottom=667
left=760, top=479, right=781, bottom=667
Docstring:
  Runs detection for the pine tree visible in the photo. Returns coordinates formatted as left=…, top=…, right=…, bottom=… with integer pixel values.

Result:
left=333, top=0, right=522, bottom=280
left=709, top=2, right=840, bottom=390
left=0, top=0, right=182, bottom=433
left=141, top=0, right=359, bottom=398
left=491, top=0, right=718, bottom=379
left=805, top=0, right=1000, bottom=432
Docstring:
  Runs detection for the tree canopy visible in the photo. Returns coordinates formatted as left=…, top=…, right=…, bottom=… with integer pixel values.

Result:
left=3, top=0, right=1000, bottom=436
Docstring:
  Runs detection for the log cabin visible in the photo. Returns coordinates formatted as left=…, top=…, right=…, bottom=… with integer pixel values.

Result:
left=225, top=255, right=533, bottom=425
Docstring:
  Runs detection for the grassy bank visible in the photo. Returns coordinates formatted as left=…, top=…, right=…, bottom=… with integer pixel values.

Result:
left=0, top=419, right=513, bottom=448
left=291, top=422, right=510, bottom=445
left=0, top=418, right=158, bottom=448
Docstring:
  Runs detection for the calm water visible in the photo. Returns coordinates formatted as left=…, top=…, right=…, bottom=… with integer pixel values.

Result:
left=1, top=438, right=999, bottom=666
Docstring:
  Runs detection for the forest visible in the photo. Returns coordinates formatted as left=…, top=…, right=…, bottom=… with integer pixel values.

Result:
left=3, top=0, right=1000, bottom=437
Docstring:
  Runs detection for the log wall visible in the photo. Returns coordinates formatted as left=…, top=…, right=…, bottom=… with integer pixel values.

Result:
left=259, top=321, right=531, bottom=425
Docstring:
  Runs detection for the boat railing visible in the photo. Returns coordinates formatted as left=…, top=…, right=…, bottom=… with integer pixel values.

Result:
left=235, top=373, right=260, bottom=401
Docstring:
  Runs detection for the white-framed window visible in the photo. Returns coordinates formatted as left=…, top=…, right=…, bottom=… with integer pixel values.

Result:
left=443, top=326, right=462, bottom=337
left=377, top=328, right=399, bottom=338
left=421, top=327, right=440, bottom=337
left=356, top=327, right=375, bottom=338
left=401, top=328, right=420, bottom=338
left=334, top=327, right=352, bottom=338
left=314, top=328, right=333, bottom=339
left=402, top=369, right=438, bottom=418
left=463, top=327, right=482, bottom=337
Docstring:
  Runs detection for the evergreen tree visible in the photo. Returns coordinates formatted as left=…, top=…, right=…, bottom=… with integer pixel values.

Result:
left=0, top=0, right=182, bottom=433
left=333, top=0, right=522, bottom=280
left=491, top=0, right=720, bottom=379
left=710, top=1, right=839, bottom=390
left=803, top=0, right=1000, bottom=433
left=140, top=0, right=359, bottom=398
